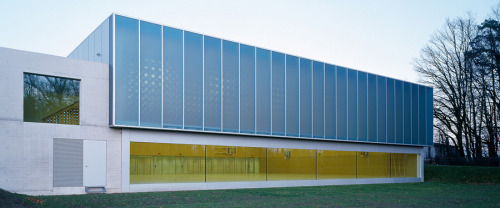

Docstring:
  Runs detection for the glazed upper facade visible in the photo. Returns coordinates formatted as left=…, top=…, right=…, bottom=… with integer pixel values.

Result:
left=69, top=14, right=433, bottom=146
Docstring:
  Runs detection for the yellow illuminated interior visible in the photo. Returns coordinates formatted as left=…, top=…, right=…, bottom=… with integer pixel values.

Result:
left=391, top=153, right=418, bottom=178
left=357, top=152, right=391, bottom=178
left=130, top=142, right=205, bottom=184
left=318, top=150, right=357, bottom=179
left=130, top=142, right=419, bottom=184
left=206, top=145, right=267, bottom=182
left=267, top=148, right=317, bottom=181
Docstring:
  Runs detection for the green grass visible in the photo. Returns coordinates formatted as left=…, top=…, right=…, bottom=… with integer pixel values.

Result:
left=2, top=165, right=500, bottom=208
left=424, top=164, right=500, bottom=184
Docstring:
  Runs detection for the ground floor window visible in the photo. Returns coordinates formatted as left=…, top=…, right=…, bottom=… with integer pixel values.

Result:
left=130, top=142, right=417, bottom=184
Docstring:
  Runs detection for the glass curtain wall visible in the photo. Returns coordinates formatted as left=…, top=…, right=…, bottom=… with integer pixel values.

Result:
left=113, top=14, right=433, bottom=146
left=130, top=142, right=418, bottom=184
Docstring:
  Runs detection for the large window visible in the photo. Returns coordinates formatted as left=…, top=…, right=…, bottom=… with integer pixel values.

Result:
left=24, top=73, right=80, bottom=125
left=130, top=142, right=419, bottom=184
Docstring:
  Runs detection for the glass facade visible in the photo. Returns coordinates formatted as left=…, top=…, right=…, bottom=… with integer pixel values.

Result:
left=112, top=14, right=433, bottom=146
left=130, top=142, right=419, bottom=184
left=24, top=73, right=80, bottom=125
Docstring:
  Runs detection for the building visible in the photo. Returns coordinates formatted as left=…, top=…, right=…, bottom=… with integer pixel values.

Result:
left=0, top=14, right=433, bottom=195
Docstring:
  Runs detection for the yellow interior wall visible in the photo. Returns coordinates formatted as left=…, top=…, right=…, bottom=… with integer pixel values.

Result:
left=357, top=152, right=391, bottom=178
left=318, top=150, right=357, bottom=179
left=267, top=148, right=316, bottom=180
left=131, top=142, right=205, bottom=157
left=391, top=153, right=418, bottom=178
left=130, top=142, right=419, bottom=184
left=206, top=146, right=267, bottom=182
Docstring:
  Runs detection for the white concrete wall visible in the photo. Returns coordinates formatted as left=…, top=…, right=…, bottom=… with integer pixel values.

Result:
left=0, top=47, right=121, bottom=195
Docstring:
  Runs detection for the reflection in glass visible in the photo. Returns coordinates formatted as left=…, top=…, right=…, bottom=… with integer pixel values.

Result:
left=206, top=146, right=266, bottom=182
left=24, top=73, right=80, bottom=125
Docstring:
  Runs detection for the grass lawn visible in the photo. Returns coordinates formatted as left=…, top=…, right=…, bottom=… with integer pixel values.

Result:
left=2, top=165, right=500, bottom=207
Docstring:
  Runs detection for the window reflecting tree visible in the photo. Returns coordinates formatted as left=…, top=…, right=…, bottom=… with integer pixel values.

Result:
left=24, top=73, right=80, bottom=125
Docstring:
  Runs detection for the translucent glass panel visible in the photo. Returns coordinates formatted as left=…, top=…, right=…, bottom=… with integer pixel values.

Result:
left=203, top=36, right=222, bottom=131
left=286, top=55, right=300, bottom=137
left=377, top=76, right=387, bottom=142
left=272, top=52, right=285, bottom=135
left=357, top=72, right=368, bottom=141
left=300, top=58, right=312, bottom=137
left=426, top=87, right=434, bottom=145
left=130, top=142, right=419, bottom=184
left=411, top=84, right=419, bottom=144
left=347, top=69, right=357, bottom=140
left=395, top=80, right=404, bottom=144
left=115, top=15, right=139, bottom=126
left=418, top=86, right=426, bottom=144
left=239, top=44, right=255, bottom=134
left=163, top=26, right=183, bottom=128
left=267, top=148, right=316, bottom=181
left=110, top=15, right=433, bottom=145
left=386, top=78, right=396, bottom=143
left=357, top=152, right=390, bottom=178
left=206, top=146, right=266, bottom=182
left=130, top=142, right=206, bottom=184
left=313, top=61, right=324, bottom=138
left=24, top=73, right=80, bottom=125
left=184, top=31, right=203, bottom=130
left=367, top=74, right=377, bottom=142
left=403, top=82, right=412, bottom=144
left=336, top=67, right=347, bottom=140
left=391, top=153, right=418, bottom=178
left=324, top=64, right=336, bottom=139
left=317, top=150, right=356, bottom=179
left=223, top=41, right=239, bottom=132
left=256, top=48, right=271, bottom=134
left=140, top=21, right=162, bottom=127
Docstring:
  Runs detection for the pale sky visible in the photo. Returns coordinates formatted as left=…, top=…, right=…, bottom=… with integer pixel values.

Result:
left=0, top=0, right=497, bottom=83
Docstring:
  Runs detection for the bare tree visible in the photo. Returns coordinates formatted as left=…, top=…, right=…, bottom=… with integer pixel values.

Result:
left=413, top=16, right=477, bottom=158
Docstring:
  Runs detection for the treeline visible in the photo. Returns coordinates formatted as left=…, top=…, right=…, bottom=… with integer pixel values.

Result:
left=414, top=7, right=500, bottom=159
